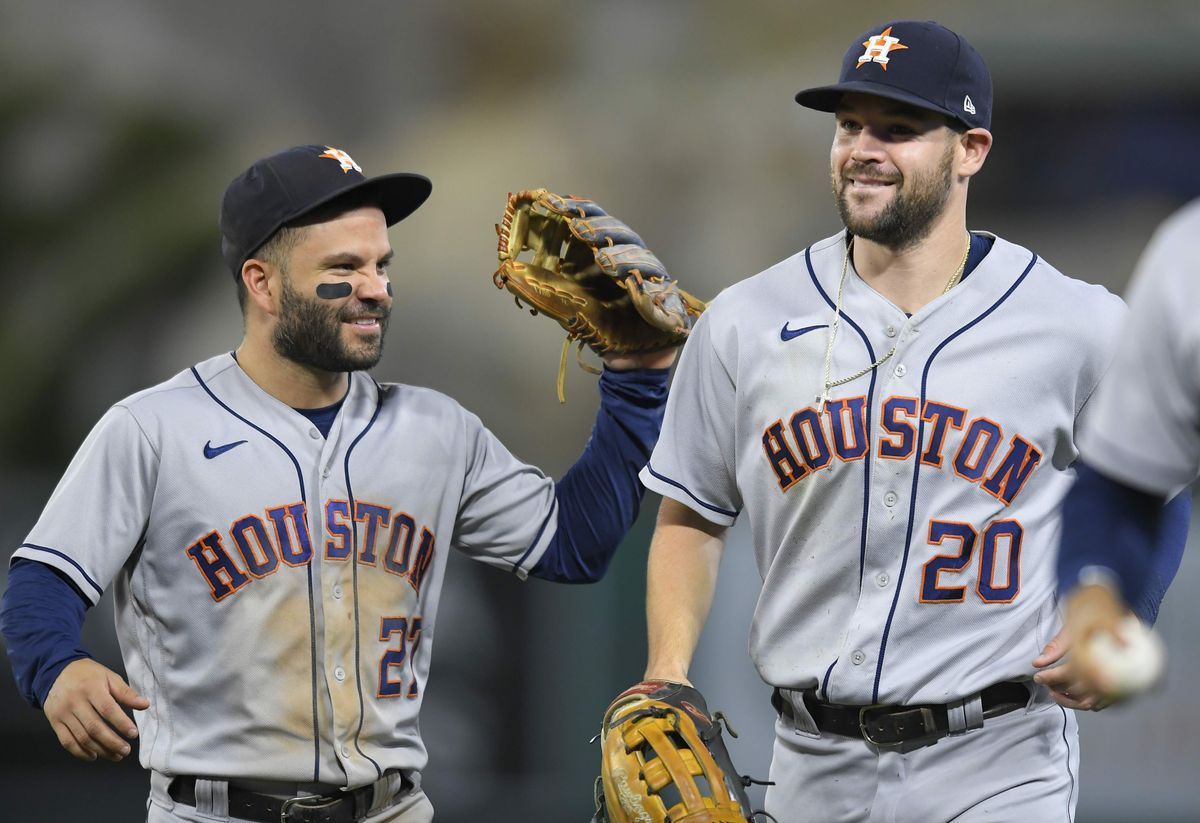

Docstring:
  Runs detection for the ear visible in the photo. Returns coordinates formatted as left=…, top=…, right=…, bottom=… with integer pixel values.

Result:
left=241, top=258, right=280, bottom=316
left=957, top=128, right=993, bottom=179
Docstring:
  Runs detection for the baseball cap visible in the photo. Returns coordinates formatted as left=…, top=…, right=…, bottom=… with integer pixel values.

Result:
left=795, top=20, right=992, bottom=131
left=219, top=144, right=432, bottom=278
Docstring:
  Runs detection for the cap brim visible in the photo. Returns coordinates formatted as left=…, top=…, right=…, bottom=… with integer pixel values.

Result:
left=238, top=173, right=433, bottom=271
left=795, top=81, right=959, bottom=124
left=352, top=172, right=433, bottom=227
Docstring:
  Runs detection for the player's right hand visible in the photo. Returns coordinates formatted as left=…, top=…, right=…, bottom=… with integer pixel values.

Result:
left=43, top=658, right=150, bottom=762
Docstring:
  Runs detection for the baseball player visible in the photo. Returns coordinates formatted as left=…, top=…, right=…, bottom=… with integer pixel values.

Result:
left=0, top=145, right=677, bottom=822
left=636, top=21, right=1188, bottom=822
left=1056, top=199, right=1200, bottom=699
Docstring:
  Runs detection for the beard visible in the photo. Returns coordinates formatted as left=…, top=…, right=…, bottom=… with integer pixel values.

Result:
left=833, top=141, right=956, bottom=250
left=272, top=275, right=390, bottom=373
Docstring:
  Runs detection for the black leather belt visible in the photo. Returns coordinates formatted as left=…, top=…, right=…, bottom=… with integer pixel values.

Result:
left=772, top=681, right=1030, bottom=749
left=169, top=773, right=412, bottom=823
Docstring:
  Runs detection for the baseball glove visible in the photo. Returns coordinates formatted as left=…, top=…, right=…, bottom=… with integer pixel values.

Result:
left=591, top=680, right=757, bottom=823
left=494, top=189, right=706, bottom=401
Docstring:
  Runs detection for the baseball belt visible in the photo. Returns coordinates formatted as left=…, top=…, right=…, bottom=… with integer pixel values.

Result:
left=772, top=681, right=1030, bottom=749
left=168, top=773, right=413, bottom=823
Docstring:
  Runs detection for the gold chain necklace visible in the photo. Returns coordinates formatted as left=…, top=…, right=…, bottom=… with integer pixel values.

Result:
left=817, top=234, right=972, bottom=411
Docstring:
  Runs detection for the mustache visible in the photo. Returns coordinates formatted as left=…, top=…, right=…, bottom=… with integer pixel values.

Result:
left=337, top=301, right=390, bottom=322
left=840, top=163, right=902, bottom=185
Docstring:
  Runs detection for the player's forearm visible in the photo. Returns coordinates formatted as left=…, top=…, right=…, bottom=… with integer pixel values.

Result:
left=644, top=497, right=727, bottom=682
left=0, top=560, right=93, bottom=708
left=530, top=366, right=671, bottom=583
left=1057, top=461, right=1177, bottom=616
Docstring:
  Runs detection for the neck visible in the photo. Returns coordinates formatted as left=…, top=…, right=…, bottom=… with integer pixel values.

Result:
left=850, top=213, right=971, bottom=315
left=235, top=330, right=349, bottom=409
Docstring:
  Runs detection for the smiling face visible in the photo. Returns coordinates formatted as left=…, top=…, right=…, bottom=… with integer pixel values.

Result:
left=265, top=205, right=394, bottom=373
left=830, top=93, right=963, bottom=250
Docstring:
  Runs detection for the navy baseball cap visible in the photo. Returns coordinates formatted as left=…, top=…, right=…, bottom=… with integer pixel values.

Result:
left=795, top=20, right=992, bottom=131
left=219, top=144, right=432, bottom=278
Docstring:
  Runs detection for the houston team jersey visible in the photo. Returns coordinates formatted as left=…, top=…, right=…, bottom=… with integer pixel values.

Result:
left=13, top=353, right=557, bottom=787
left=641, top=231, right=1124, bottom=705
left=1077, top=199, right=1200, bottom=495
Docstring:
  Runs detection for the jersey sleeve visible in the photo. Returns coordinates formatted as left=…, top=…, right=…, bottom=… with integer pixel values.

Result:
left=11, top=404, right=159, bottom=604
left=639, top=309, right=742, bottom=525
left=452, top=411, right=557, bottom=578
left=1077, top=207, right=1200, bottom=495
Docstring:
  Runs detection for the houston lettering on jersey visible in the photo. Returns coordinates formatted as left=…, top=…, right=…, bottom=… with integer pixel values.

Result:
left=185, top=499, right=437, bottom=602
left=761, top=395, right=1042, bottom=504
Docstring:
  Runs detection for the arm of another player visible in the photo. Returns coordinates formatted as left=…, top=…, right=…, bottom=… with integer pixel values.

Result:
left=1034, top=463, right=1190, bottom=708
left=643, top=497, right=728, bottom=684
left=529, top=351, right=676, bottom=583
left=0, top=560, right=148, bottom=761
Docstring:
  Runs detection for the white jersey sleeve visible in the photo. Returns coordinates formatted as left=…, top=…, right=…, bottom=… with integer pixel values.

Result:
left=639, top=308, right=742, bottom=526
left=453, top=409, right=556, bottom=576
left=1077, top=200, right=1200, bottom=495
left=13, top=404, right=159, bottom=602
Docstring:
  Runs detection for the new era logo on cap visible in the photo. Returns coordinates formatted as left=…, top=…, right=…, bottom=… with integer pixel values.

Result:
left=795, top=20, right=993, bottom=131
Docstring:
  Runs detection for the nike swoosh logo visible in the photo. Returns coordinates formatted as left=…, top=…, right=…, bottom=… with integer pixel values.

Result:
left=204, top=439, right=248, bottom=459
left=781, top=323, right=828, bottom=341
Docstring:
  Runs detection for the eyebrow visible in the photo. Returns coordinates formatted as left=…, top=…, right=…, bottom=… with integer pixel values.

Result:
left=317, top=250, right=395, bottom=269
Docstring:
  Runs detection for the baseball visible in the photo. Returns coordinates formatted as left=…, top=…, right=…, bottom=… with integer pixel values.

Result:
left=1086, top=615, right=1167, bottom=697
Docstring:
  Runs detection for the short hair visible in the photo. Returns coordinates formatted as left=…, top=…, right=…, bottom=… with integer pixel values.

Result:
left=234, top=188, right=383, bottom=312
left=236, top=224, right=306, bottom=311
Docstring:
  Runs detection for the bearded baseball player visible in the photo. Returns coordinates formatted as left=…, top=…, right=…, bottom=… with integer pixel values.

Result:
left=633, top=21, right=1189, bottom=822
left=0, top=145, right=681, bottom=822
left=1056, top=200, right=1200, bottom=701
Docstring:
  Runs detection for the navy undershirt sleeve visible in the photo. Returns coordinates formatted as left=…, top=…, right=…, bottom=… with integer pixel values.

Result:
left=0, top=559, right=92, bottom=708
left=1056, top=461, right=1191, bottom=624
left=1134, top=489, right=1189, bottom=624
left=530, top=366, right=671, bottom=583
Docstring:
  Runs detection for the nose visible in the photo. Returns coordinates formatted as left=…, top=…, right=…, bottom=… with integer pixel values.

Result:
left=359, top=271, right=392, bottom=303
left=849, top=128, right=887, bottom=162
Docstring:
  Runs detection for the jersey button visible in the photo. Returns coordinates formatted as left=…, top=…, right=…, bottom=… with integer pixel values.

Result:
left=851, top=650, right=866, bottom=666
left=876, top=572, right=890, bottom=587
left=332, top=585, right=343, bottom=599
left=334, top=666, right=346, bottom=682
left=322, top=467, right=331, bottom=479
left=885, top=325, right=897, bottom=338
left=341, top=744, right=351, bottom=758
left=309, top=428, right=321, bottom=439
left=893, top=364, right=907, bottom=378
left=883, top=491, right=898, bottom=507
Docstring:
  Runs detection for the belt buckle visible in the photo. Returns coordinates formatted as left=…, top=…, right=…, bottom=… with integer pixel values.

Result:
left=279, top=793, right=341, bottom=823
left=857, top=703, right=895, bottom=748
left=858, top=704, right=937, bottom=748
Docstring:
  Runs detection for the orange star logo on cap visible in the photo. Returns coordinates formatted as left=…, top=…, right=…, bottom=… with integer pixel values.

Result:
left=856, top=26, right=908, bottom=70
left=318, top=147, right=363, bottom=174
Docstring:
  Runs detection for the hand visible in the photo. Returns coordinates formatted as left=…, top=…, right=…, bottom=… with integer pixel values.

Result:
left=1056, top=583, right=1138, bottom=703
left=43, top=659, right=150, bottom=762
left=641, top=670, right=693, bottom=687
left=602, top=347, right=679, bottom=371
left=1032, top=630, right=1109, bottom=711
left=1032, top=584, right=1129, bottom=711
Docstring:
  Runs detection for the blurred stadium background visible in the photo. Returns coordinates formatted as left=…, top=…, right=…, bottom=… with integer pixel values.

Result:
left=2, top=0, right=1199, bottom=820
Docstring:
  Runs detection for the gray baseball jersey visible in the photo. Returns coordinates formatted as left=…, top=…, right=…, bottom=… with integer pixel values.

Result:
left=13, top=353, right=557, bottom=787
left=1077, top=199, right=1200, bottom=495
left=641, top=230, right=1123, bottom=705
